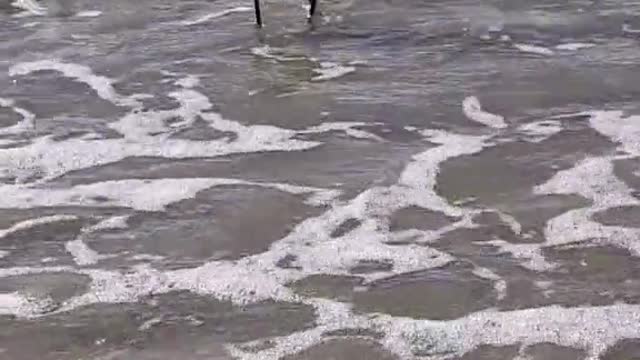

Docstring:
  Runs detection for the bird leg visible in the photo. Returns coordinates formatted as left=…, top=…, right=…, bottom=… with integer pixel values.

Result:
left=254, top=0, right=262, bottom=27
left=308, top=0, right=317, bottom=21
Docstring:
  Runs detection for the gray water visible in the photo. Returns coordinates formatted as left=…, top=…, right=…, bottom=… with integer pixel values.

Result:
left=2, top=0, right=640, bottom=359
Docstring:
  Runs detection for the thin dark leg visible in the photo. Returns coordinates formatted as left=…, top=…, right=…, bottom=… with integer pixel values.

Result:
left=254, top=0, right=262, bottom=27
left=308, top=0, right=317, bottom=21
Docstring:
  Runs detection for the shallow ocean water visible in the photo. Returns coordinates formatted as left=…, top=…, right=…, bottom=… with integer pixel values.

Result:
left=2, top=0, right=640, bottom=359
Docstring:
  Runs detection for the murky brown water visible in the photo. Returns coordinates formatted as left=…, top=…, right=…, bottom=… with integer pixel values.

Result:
left=2, top=0, right=640, bottom=359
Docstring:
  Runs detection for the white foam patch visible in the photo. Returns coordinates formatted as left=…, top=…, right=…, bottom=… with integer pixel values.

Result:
left=396, top=303, right=640, bottom=359
left=535, top=280, right=553, bottom=290
left=496, top=211, right=522, bottom=235
left=87, top=215, right=130, bottom=232
left=175, top=75, right=200, bottom=88
left=500, top=34, right=512, bottom=42
left=555, top=42, right=596, bottom=51
left=68, top=216, right=128, bottom=267
left=398, top=130, right=490, bottom=217
left=589, top=111, right=640, bottom=155
left=256, top=183, right=341, bottom=206
left=388, top=221, right=471, bottom=245
left=181, top=6, right=252, bottom=26
left=10, top=0, right=46, bottom=16
left=0, top=114, right=638, bottom=359
left=535, top=280, right=555, bottom=298
left=503, top=110, right=640, bottom=270
left=0, top=139, right=21, bottom=147
left=230, top=298, right=640, bottom=360
left=167, top=261, right=293, bottom=304
left=75, top=10, right=102, bottom=17
left=0, top=125, right=495, bottom=314
left=0, top=292, right=54, bottom=317
left=0, top=266, right=72, bottom=279
left=8, top=258, right=635, bottom=358
left=0, top=178, right=339, bottom=211
left=65, top=239, right=103, bottom=266
left=0, top=292, right=30, bottom=315
left=517, top=120, right=563, bottom=142
left=10, top=61, right=140, bottom=108
left=4, top=215, right=126, bottom=267
left=22, top=21, right=40, bottom=28
left=462, top=96, right=507, bottom=129
left=0, top=97, right=36, bottom=135
left=0, top=215, right=78, bottom=239
left=130, top=254, right=164, bottom=261
left=0, top=179, right=220, bottom=211
left=139, top=316, right=163, bottom=331
left=514, top=43, right=555, bottom=56
left=251, top=45, right=308, bottom=62
left=4, top=60, right=379, bottom=183
left=623, top=24, right=640, bottom=34
left=311, top=62, right=356, bottom=82
left=471, top=267, right=507, bottom=300
left=280, top=219, right=455, bottom=281
left=301, top=122, right=384, bottom=141
left=8, top=58, right=639, bottom=358
left=62, top=265, right=171, bottom=308
left=227, top=299, right=377, bottom=359
left=535, top=156, right=640, bottom=256
left=484, top=240, right=556, bottom=271
left=0, top=250, right=9, bottom=259
left=169, top=130, right=492, bottom=302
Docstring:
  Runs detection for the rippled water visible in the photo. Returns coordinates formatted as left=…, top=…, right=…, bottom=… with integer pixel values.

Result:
left=2, top=0, right=640, bottom=359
